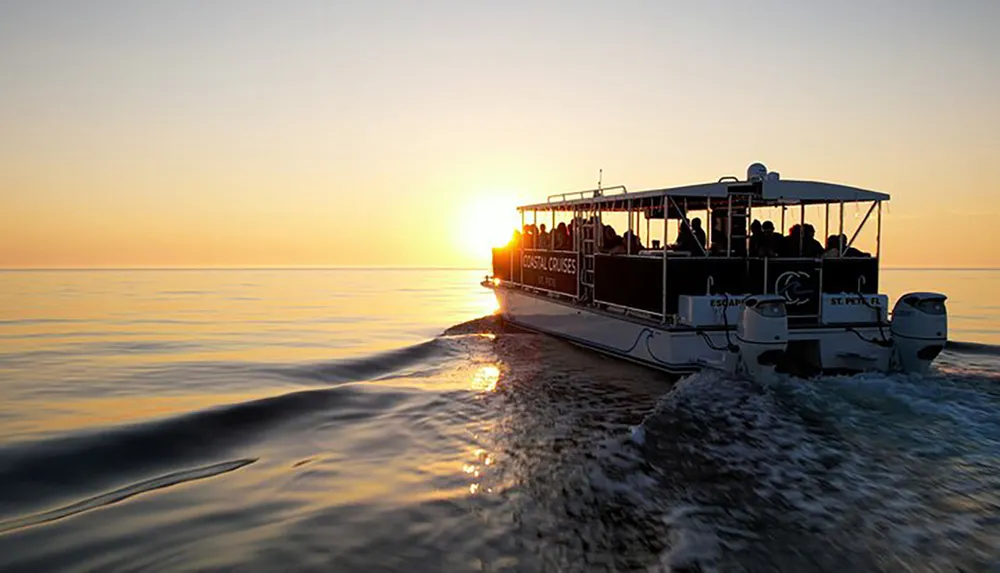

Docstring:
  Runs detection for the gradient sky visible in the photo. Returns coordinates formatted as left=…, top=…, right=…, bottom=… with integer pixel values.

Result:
left=2, top=0, right=998, bottom=268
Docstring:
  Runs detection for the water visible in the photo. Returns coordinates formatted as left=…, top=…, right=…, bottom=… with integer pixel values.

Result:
left=0, top=268, right=998, bottom=572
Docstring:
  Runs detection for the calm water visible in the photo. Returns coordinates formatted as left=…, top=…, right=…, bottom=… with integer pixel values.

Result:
left=0, top=268, right=998, bottom=572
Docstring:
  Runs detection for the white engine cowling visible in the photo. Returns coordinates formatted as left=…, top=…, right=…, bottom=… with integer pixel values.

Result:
left=732, top=295, right=788, bottom=382
left=890, top=292, right=947, bottom=375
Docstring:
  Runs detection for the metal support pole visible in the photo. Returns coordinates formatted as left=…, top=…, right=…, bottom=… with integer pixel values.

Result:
left=726, top=195, right=733, bottom=258
left=663, top=195, right=668, bottom=250
left=646, top=208, right=651, bottom=250
left=596, top=204, right=602, bottom=251
left=876, top=201, right=882, bottom=259
left=706, top=199, right=712, bottom=248
left=824, top=203, right=830, bottom=246
left=799, top=203, right=805, bottom=257
left=520, top=210, right=525, bottom=283
left=661, top=194, right=668, bottom=322
left=838, top=201, right=845, bottom=256
left=627, top=199, right=633, bottom=255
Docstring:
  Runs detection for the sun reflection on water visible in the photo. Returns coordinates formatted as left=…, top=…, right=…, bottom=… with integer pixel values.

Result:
left=471, top=365, right=500, bottom=392
left=464, top=446, right=498, bottom=496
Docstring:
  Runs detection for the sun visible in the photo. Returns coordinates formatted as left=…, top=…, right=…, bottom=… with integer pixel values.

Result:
left=457, top=195, right=521, bottom=258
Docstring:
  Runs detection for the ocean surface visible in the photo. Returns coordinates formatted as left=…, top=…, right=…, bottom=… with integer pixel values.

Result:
left=0, top=268, right=998, bottom=572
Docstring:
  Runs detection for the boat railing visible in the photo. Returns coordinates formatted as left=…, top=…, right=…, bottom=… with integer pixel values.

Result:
left=493, top=246, right=880, bottom=327
left=546, top=185, right=627, bottom=204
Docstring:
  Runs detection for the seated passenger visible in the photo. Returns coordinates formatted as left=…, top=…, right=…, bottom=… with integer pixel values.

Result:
left=692, top=218, right=707, bottom=252
left=802, top=224, right=825, bottom=258
left=522, top=224, right=535, bottom=248
left=781, top=224, right=802, bottom=257
left=842, top=234, right=869, bottom=257
left=758, top=220, right=781, bottom=256
left=710, top=216, right=729, bottom=255
left=552, top=222, right=570, bottom=250
left=674, top=217, right=707, bottom=253
left=538, top=224, right=550, bottom=249
left=603, top=225, right=624, bottom=253
left=622, top=230, right=644, bottom=253
left=748, top=219, right=762, bottom=256
left=673, top=226, right=692, bottom=251
left=824, top=234, right=869, bottom=257
left=824, top=234, right=842, bottom=257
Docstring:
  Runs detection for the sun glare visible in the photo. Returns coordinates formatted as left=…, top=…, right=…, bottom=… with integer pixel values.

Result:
left=458, top=196, right=521, bottom=258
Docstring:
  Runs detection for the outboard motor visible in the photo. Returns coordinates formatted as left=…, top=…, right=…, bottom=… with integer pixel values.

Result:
left=891, top=292, right=948, bottom=374
left=733, top=295, right=788, bottom=382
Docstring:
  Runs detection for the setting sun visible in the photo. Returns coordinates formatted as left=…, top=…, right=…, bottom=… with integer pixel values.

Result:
left=457, top=196, right=522, bottom=258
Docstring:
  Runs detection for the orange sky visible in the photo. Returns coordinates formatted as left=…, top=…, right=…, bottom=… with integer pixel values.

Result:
left=1, top=2, right=998, bottom=269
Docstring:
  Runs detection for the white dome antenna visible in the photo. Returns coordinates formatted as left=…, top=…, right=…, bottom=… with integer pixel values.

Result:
left=747, top=163, right=768, bottom=181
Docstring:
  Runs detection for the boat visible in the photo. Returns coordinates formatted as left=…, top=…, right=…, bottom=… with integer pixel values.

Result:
left=483, top=163, right=948, bottom=382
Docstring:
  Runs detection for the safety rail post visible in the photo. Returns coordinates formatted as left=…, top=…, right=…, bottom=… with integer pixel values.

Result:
left=646, top=207, right=651, bottom=251
left=627, top=199, right=633, bottom=255
left=519, top=210, right=525, bottom=283
left=730, top=195, right=735, bottom=257
left=799, top=203, right=805, bottom=256
left=824, top=203, right=830, bottom=247
left=838, top=201, right=845, bottom=256
left=706, top=198, right=712, bottom=248
left=661, top=194, right=668, bottom=323
left=876, top=200, right=882, bottom=260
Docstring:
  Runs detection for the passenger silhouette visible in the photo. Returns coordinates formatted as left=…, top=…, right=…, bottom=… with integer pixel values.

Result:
left=825, top=233, right=869, bottom=257
left=782, top=224, right=802, bottom=257
left=749, top=219, right=762, bottom=256
left=692, top=218, right=707, bottom=251
left=622, top=230, right=644, bottom=254
left=710, top=216, right=729, bottom=254
left=553, top=222, right=570, bottom=250
left=602, top=225, right=624, bottom=253
left=538, top=224, right=550, bottom=249
left=674, top=218, right=704, bottom=253
left=759, top=220, right=781, bottom=256
left=675, top=217, right=707, bottom=253
left=802, top=224, right=824, bottom=257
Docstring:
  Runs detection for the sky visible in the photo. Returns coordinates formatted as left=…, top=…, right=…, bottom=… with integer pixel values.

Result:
left=1, top=0, right=998, bottom=268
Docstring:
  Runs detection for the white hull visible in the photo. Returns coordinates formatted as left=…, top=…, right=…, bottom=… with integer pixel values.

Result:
left=492, top=285, right=894, bottom=375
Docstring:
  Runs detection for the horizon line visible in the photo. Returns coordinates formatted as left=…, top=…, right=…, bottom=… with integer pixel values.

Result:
left=0, top=265, right=996, bottom=272
left=0, top=265, right=490, bottom=272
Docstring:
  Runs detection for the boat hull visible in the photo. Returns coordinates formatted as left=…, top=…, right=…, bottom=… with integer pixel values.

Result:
left=491, top=284, right=893, bottom=375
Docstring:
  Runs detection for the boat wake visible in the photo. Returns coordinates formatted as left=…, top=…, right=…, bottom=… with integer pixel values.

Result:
left=635, top=362, right=1000, bottom=572
left=0, top=459, right=257, bottom=534
left=1, top=313, right=997, bottom=572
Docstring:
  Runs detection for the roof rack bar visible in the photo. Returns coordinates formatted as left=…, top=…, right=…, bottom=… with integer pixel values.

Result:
left=546, top=185, right=627, bottom=204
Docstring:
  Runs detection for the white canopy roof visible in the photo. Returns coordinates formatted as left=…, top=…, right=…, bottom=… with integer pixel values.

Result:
left=519, top=178, right=890, bottom=212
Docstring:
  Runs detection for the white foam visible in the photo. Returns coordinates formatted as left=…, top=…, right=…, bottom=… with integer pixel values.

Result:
left=638, top=366, right=1000, bottom=570
left=630, top=425, right=646, bottom=446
